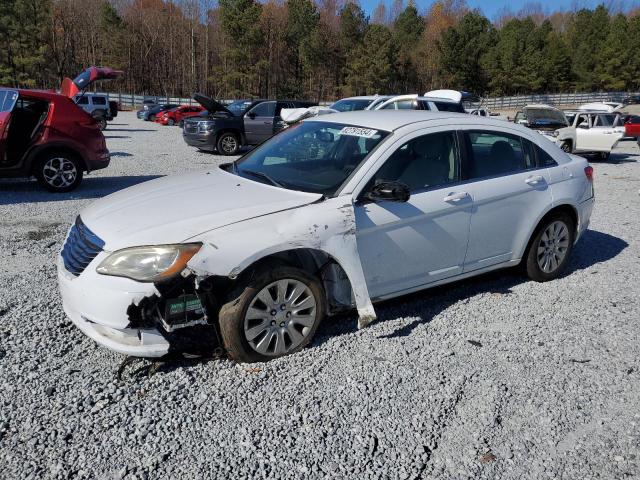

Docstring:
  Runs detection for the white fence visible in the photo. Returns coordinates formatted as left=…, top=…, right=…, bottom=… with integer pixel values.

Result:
left=101, top=91, right=639, bottom=110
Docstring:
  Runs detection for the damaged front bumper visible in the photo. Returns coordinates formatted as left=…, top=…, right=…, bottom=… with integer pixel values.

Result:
left=57, top=255, right=220, bottom=358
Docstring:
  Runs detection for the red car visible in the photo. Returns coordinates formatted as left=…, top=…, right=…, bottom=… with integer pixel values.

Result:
left=625, top=115, right=640, bottom=144
left=156, top=105, right=206, bottom=126
left=0, top=66, right=123, bottom=192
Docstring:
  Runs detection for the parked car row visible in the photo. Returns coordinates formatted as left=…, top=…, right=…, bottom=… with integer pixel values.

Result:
left=513, top=103, right=632, bottom=159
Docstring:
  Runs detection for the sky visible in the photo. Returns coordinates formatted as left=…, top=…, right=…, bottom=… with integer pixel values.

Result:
left=358, top=0, right=631, bottom=20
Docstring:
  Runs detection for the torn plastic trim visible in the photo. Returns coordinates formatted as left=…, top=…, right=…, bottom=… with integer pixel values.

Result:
left=186, top=197, right=377, bottom=329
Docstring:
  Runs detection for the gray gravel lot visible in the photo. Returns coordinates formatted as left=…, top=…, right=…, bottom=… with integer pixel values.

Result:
left=0, top=112, right=639, bottom=479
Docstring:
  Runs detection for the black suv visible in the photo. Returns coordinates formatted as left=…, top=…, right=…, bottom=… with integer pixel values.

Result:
left=183, top=94, right=316, bottom=155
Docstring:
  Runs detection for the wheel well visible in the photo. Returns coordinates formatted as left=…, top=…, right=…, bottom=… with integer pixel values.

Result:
left=216, top=129, right=242, bottom=145
left=234, top=248, right=354, bottom=314
left=30, top=146, right=87, bottom=174
left=542, top=204, right=578, bottom=232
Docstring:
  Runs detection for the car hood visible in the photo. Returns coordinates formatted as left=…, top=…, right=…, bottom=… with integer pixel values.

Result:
left=80, top=168, right=323, bottom=250
left=193, top=93, right=231, bottom=115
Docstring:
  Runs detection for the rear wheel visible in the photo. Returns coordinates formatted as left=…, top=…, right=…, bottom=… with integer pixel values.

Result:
left=216, top=132, right=240, bottom=156
left=34, top=151, right=83, bottom=192
left=598, top=151, right=610, bottom=161
left=524, top=213, right=575, bottom=282
left=178, top=120, right=184, bottom=128
left=218, top=266, right=325, bottom=363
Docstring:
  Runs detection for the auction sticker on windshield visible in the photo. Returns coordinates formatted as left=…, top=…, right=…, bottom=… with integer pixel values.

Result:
left=340, top=127, right=378, bottom=138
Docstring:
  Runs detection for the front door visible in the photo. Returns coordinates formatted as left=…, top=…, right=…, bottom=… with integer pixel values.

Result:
left=0, top=89, right=18, bottom=166
left=355, top=130, right=473, bottom=299
left=459, top=129, right=553, bottom=271
left=244, top=101, right=276, bottom=145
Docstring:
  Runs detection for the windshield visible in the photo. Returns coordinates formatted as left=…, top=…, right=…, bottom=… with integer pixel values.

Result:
left=524, top=108, right=569, bottom=127
left=330, top=99, right=374, bottom=112
left=234, top=121, right=389, bottom=196
left=226, top=100, right=253, bottom=116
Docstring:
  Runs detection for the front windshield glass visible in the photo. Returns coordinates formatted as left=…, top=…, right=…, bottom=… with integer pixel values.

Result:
left=226, top=100, right=253, bottom=116
left=525, top=108, right=569, bottom=127
left=234, top=121, right=389, bottom=196
left=330, top=99, right=374, bottom=112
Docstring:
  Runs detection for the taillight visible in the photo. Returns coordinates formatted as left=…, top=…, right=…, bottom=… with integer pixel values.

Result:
left=584, top=166, right=594, bottom=182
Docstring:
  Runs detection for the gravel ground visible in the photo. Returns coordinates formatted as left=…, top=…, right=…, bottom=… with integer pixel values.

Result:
left=0, top=112, right=639, bottom=479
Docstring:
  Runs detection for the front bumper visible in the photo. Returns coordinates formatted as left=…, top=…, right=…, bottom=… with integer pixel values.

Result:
left=183, top=131, right=216, bottom=151
left=57, top=255, right=170, bottom=357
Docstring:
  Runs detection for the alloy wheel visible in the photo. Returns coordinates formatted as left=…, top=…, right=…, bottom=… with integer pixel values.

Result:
left=537, top=220, right=570, bottom=273
left=42, top=157, right=78, bottom=189
left=221, top=135, right=238, bottom=154
left=243, top=279, right=317, bottom=356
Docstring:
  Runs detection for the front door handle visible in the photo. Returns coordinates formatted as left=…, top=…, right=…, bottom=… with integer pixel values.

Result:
left=443, top=192, right=469, bottom=202
left=263, top=121, right=271, bottom=125
left=525, top=175, right=545, bottom=185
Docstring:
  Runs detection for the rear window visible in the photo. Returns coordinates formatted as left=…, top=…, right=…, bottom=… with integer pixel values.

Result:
left=465, top=131, right=535, bottom=179
left=433, top=101, right=465, bottom=113
left=0, top=90, right=18, bottom=112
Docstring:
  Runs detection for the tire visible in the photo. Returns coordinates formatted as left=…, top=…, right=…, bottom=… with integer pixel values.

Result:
left=167, top=118, right=175, bottom=126
left=216, top=132, right=240, bottom=156
left=149, top=114, right=156, bottom=121
left=98, top=118, right=107, bottom=131
left=524, top=212, right=575, bottom=282
left=178, top=120, right=184, bottom=128
left=218, top=265, right=326, bottom=363
left=34, top=151, right=84, bottom=192
left=598, top=151, right=610, bottom=161
left=560, top=141, right=572, bottom=153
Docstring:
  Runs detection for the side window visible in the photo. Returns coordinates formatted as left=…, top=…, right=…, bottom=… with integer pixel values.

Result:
left=577, top=114, right=590, bottom=127
left=433, top=101, right=465, bottom=113
left=536, top=145, right=558, bottom=166
left=382, top=100, right=414, bottom=110
left=76, top=96, right=88, bottom=105
left=92, top=96, right=107, bottom=105
left=465, top=131, right=534, bottom=179
left=372, top=131, right=459, bottom=192
left=248, top=101, right=276, bottom=117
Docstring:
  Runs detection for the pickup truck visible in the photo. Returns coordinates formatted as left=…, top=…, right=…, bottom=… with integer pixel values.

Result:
left=182, top=94, right=316, bottom=155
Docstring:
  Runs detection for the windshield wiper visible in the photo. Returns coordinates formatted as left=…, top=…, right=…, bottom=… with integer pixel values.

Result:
left=240, top=169, right=284, bottom=188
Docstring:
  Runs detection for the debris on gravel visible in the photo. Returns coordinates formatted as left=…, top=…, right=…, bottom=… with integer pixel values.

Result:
left=0, top=113, right=639, bottom=479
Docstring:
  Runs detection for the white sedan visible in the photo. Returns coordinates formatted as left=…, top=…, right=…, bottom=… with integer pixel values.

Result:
left=57, top=111, right=595, bottom=362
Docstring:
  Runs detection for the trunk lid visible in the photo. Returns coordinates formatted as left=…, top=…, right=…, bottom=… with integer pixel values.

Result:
left=61, top=67, right=124, bottom=98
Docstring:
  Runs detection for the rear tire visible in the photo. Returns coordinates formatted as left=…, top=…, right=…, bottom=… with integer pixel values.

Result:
left=218, top=266, right=325, bottom=363
left=524, top=212, right=575, bottom=282
left=216, top=132, right=240, bottom=156
left=598, top=151, right=610, bottom=161
left=34, top=151, right=83, bottom=192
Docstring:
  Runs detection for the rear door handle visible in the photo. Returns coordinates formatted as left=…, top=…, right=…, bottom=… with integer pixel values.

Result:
left=443, top=192, right=469, bottom=202
left=525, top=175, right=545, bottom=185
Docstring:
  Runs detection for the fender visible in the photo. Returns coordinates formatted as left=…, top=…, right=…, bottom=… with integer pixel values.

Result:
left=186, top=196, right=377, bottom=328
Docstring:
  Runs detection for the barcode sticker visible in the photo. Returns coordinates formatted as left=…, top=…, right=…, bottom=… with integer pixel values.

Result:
left=339, top=127, right=378, bottom=138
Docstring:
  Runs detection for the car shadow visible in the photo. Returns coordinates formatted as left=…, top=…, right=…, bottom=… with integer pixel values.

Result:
left=110, top=152, right=134, bottom=157
left=106, top=128, right=156, bottom=132
left=103, top=135, right=131, bottom=139
left=314, top=229, right=627, bottom=342
left=584, top=152, right=637, bottom=164
left=0, top=175, right=162, bottom=205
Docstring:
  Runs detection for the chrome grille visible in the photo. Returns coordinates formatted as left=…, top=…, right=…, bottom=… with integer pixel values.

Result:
left=61, top=216, right=105, bottom=276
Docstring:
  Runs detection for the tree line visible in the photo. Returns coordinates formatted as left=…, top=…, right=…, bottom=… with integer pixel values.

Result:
left=1, top=0, right=639, bottom=101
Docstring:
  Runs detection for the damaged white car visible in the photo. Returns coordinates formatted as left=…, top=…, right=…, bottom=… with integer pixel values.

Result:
left=58, top=111, right=595, bottom=363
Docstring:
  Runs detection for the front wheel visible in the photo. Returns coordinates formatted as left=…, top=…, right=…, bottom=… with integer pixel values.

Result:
left=560, top=141, right=572, bottom=153
left=218, top=266, right=325, bottom=363
left=524, top=213, right=575, bottom=282
left=34, top=151, right=83, bottom=192
left=216, top=132, right=240, bottom=156
left=167, top=118, right=175, bottom=126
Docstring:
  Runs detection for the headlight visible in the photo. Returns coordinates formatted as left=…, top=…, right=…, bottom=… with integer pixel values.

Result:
left=552, top=131, right=560, bottom=137
left=199, top=121, right=215, bottom=133
left=96, top=243, right=201, bottom=282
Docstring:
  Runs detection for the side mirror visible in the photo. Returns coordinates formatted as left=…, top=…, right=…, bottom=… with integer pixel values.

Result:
left=365, top=181, right=410, bottom=203
left=247, top=112, right=256, bottom=119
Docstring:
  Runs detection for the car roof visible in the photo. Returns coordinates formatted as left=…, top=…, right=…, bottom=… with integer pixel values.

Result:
left=336, top=96, right=390, bottom=101
left=305, top=110, right=514, bottom=132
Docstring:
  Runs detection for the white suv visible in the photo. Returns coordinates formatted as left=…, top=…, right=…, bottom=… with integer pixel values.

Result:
left=58, top=111, right=595, bottom=362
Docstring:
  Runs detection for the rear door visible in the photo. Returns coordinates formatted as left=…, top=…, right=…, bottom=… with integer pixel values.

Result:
left=244, top=101, right=276, bottom=144
left=460, top=129, right=552, bottom=272
left=574, top=113, right=621, bottom=152
left=0, top=89, right=19, bottom=165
